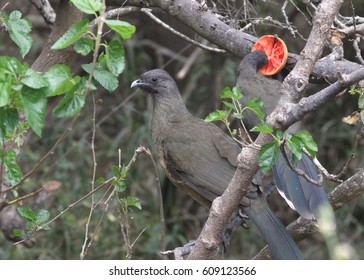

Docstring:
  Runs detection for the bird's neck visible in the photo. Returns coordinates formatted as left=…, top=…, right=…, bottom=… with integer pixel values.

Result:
left=151, top=94, right=191, bottom=142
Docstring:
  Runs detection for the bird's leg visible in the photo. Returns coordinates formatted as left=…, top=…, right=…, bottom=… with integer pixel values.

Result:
left=221, top=210, right=250, bottom=250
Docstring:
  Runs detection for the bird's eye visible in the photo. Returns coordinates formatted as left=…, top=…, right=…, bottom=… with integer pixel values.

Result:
left=152, top=78, right=158, bottom=82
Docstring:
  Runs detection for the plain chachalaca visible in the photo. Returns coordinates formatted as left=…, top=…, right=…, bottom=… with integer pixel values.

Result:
left=237, top=50, right=335, bottom=223
left=131, top=69, right=303, bottom=260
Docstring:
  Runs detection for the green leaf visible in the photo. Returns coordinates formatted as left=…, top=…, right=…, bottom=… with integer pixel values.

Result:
left=111, top=165, right=120, bottom=177
left=53, top=77, right=86, bottom=118
left=105, top=19, right=136, bottom=40
left=105, top=39, right=125, bottom=76
left=74, top=37, right=94, bottom=55
left=125, top=196, right=142, bottom=210
left=4, top=11, right=33, bottom=58
left=13, top=228, right=23, bottom=237
left=21, top=68, right=49, bottom=89
left=5, top=161, right=22, bottom=185
left=36, top=209, right=50, bottom=224
left=44, top=64, right=76, bottom=97
left=0, top=107, right=19, bottom=136
left=222, top=101, right=235, bottom=111
left=246, top=97, right=265, bottom=120
left=204, top=110, right=229, bottom=122
left=120, top=164, right=127, bottom=180
left=0, top=80, right=11, bottom=107
left=70, top=0, right=102, bottom=14
left=361, top=110, right=364, bottom=124
left=259, top=141, right=279, bottom=173
left=287, top=136, right=303, bottom=161
left=250, top=122, right=273, bottom=133
left=359, top=95, right=364, bottom=109
left=20, top=86, right=47, bottom=136
left=82, top=63, right=118, bottom=92
left=294, top=130, right=318, bottom=156
left=96, top=177, right=105, bottom=184
left=17, top=206, right=36, bottom=222
left=0, top=56, right=24, bottom=74
left=51, top=19, right=90, bottom=49
left=115, top=181, right=127, bottom=193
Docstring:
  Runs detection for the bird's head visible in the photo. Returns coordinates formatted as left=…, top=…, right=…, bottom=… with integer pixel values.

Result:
left=131, top=69, right=176, bottom=95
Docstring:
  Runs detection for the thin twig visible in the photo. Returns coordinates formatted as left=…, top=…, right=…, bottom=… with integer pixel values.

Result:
left=280, top=144, right=323, bottom=186
left=140, top=8, right=225, bottom=53
left=80, top=0, right=107, bottom=260
left=335, top=125, right=364, bottom=178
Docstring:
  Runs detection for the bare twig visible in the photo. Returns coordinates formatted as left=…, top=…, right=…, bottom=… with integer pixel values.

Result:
left=80, top=0, right=107, bottom=260
left=334, top=125, right=364, bottom=178
left=280, top=144, right=323, bottom=186
left=140, top=8, right=226, bottom=53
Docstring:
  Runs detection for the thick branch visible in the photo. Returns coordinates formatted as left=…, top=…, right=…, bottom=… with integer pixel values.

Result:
left=107, top=0, right=364, bottom=85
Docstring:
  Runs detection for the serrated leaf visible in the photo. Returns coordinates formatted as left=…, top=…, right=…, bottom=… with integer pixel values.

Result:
left=74, top=37, right=94, bottom=55
left=259, top=141, right=279, bottom=173
left=247, top=97, right=265, bottom=119
left=287, top=136, right=303, bottom=161
left=294, top=130, right=318, bottom=156
left=125, top=196, right=142, bottom=210
left=204, top=110, right=228, bottom=122
left=120, top=164, right=127, bottom=179
left=51, top=19, right=89, bottom=49
left=5, top=161, right=22, bottom=185
left=4, top=11, right=33, bottom=58
left=20, top=86, right=47, bottom=136
left=105, top=19, right=136, bottom=40
left=114, top=181, right=127, bottom=192
left=70, top=0, right=102, bottom=14
left=44, top=64, right=75, bottom=96
left=36, top=209, right=50, bottom=224
left=275, top=130, right=284, bottom=140
left=53, top=78, right=86, bottom=118
left=220, top=87, right=233, bottom=99
left=82, top=63, right=118, bottom=92
left=17, top=206, right=36, bottom=222
left=232, top=86, right=243, bottom=100
left=250, top=122, right=273, bottom=133
left=21, top=68, right=49, bottom=89
left=105, top=39, right=125, bottom=76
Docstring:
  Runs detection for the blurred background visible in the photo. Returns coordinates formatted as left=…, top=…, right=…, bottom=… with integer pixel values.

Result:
left=0, top=0, right=363, bottom=259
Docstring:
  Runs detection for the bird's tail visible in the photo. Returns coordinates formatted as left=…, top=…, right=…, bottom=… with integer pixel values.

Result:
left=244, top=196, right=304, bottom=260
left=272, top=152, right=336, bottom=228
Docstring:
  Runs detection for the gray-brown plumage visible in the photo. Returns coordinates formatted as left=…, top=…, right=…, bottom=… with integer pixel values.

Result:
left=131, top=69, right=303, bottom=260
left=237, top=50, right=335, bottom=224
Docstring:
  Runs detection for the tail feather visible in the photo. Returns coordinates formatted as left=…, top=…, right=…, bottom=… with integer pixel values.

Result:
left=272, top=152, right=333, bottom=222
left=244, top=196, right=303, bottom=260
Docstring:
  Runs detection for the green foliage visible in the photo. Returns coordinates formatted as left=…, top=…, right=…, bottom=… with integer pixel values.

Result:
left=51, top=19, right=90, bottom=49
left=105, top=20, right=136, bottom=40
left=15, top=206, right=50, bottom=237
left=205, top=86, right=318, bottom=172
left=70, top=0, right=102, bottom=15
left=1, top=11, right=33, bottom=58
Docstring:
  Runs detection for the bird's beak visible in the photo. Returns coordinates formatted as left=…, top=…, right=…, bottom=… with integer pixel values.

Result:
left=130, top=79, right=157, bottom=93
left=131, top=79, right=143, bottom=88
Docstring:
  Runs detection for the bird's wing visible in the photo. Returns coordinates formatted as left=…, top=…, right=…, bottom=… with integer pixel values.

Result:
left=161, top=118, right=253, bottom=206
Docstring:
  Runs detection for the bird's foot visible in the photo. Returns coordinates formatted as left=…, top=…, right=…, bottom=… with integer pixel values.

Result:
left=160, top=240, right=196, bottom=260
left=222, top=210, right=250, bottom=250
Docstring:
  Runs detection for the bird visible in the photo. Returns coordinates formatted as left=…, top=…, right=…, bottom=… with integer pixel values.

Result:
left=237, top=50, right=335, bottom=223
left=131, top=68, right=303, bottom=260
